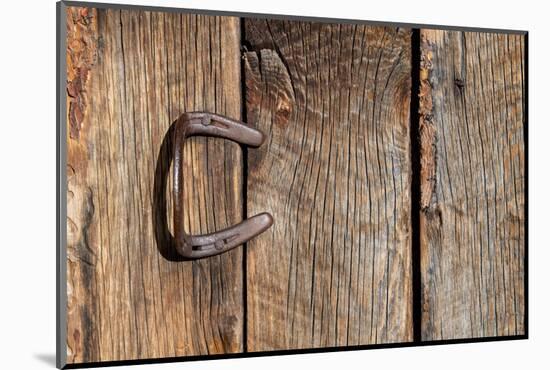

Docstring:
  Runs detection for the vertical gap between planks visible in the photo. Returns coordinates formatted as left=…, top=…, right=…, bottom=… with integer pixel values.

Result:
left=410, top=28, right=422, bottom=343
left=528, top=32, right=529, bottom=338
left=239, top=17, right=249, bottom=353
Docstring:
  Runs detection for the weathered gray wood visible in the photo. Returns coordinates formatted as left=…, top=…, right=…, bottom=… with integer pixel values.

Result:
left=244, top=20, right=413, bottom=350
left=419, top=30, right=525, bottom=340
left=66, top=7, right=244, bottom=363
left=65, top=6, right=526, bottom=361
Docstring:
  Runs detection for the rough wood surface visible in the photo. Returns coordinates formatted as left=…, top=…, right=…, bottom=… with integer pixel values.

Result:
left=419, top=30, right=525, bottom=340
left=244, top=20, right=413, bottom=350
left=66, top=7, right=244, bottom=363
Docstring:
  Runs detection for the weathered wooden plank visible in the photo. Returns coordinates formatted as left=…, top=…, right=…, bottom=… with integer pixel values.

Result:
left=66, top=7, right=244, bottom=363
left=244, top=20, right=413, bottom=350
left=419, top=30, right=525, bottom=340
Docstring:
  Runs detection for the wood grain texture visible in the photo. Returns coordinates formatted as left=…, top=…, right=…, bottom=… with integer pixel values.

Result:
left=419, top=30, right=525, bottom=340
left=66, top=7, right=244, bottom=363
left=244, top=20, right=413, bottom=350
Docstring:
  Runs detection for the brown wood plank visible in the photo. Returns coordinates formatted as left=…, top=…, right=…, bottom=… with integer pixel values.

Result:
left=244, top=20, right=413, bottom=350
left=66, top=7, right=244, bottom=363
left=419, top=30, right=525, bottom=340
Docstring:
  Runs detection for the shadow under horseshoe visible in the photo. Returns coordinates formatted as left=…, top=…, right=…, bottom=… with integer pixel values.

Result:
left=152, top=120, right=186, bottom=262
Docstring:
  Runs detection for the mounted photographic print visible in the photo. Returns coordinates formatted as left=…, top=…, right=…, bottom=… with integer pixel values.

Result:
left=56, top=1, right=527, bottom=368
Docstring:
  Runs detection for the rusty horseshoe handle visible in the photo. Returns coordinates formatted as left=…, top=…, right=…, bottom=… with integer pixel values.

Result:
left=173, top=112, right=273, bottom=259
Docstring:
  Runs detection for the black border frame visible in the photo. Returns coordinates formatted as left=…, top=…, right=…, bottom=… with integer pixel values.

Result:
left=56, top=1, right=529, bottom=368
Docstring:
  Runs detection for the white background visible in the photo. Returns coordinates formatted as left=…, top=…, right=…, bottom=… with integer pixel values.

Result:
left=0, top=0, right=546, bottom=368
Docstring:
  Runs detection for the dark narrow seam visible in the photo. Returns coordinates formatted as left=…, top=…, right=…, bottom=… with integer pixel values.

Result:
left=521, top=33, right=529, bottom=338
left=409, top=28, right=422, bottom=343
left=240, top=17, right=249, bottom=353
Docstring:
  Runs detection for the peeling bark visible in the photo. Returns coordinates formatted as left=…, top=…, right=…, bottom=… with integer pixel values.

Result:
left=66, top=7, right=98, bottom=140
